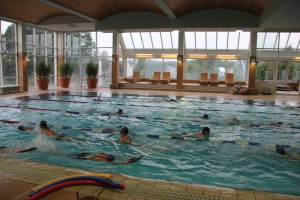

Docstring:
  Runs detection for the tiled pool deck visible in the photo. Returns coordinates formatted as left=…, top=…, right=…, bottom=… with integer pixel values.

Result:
left=0, top=87, right=299, bottom=200
left=1, top=156, right=299, bottom=200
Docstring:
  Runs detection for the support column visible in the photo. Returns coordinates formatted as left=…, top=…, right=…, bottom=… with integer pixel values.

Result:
left=17, top=22, right=28, bottom=91
left=177, top=30, right=185, bottom=89
left=248, top=31, right=257, bottom=89
left=111, top=33, right=120, bottom=85
left=248, top=56, right=257, bottom=88
left=57, top=32, right=64, bottom=86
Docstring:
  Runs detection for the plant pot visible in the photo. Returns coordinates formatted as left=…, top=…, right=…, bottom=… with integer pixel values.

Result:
left=36, top=78, right=50, bottom=90
left=86, top=78, right=98, bottom=89
left=58, top=77, right=71, bottom=88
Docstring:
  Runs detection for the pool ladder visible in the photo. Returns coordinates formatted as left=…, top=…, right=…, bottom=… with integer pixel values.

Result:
left=76, top=76, right=87, bottom=95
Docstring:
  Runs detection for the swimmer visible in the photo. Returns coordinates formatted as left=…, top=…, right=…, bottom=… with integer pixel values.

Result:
left=18, top=121, right=72, bottom=141
left=93, top=93, right=102, bottom=101
left=185, top=127, right=210, bottom=137
left=250, top=122, right=283, bottom=126
left=224, top=117, right=240, bottom=124
left=276, top=145, right=300, bottom=159
left=39, top=121, right=59, bottom=137
left=69, top=152, right=143, bottom=164
left=119, top=126, right=132, bottom=144
left=0, top=146, right=37, bottom=153
left=110, top=109, right=123, bottom=116
left=202, top=114, right=209, bottom=119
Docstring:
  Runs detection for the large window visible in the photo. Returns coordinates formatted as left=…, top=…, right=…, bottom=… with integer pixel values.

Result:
left=126, top=58, right=177, bottom=80
left=0, top=20, right=17, bottom=86
left=122, top=31, right=178, bottom=50
left=26, top=26, right=57, bottom=88
left=186, top=59, right=247, bottom=81
left=185, top=31, right=250, bottom=50
left=65, top=32, right=112, bottom=87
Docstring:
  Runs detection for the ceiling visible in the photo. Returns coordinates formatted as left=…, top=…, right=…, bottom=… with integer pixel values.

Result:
left=0, top=0, right=300, bottom=32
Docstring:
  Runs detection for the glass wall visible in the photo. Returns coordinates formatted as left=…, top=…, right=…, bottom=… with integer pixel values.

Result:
left=26, top=26, right=57, bottom=88
left=126, top=58, right=177, bottom=80
left=0, top=20, right=17, bottom=86
left=64, top=32, right=112, bottom=87
left=186, top=59, right=247, bottom=81
left=256, top=61, right=276, bottom=82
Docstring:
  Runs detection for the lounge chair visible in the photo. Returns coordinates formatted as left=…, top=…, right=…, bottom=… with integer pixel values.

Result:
left=210, top=73, right=219, bottom=86
left=149, top=72, right=161, bottom=83
left=226, top=73, right=235, bottom=86
left=199, top=73, right=209, bottom=85
left=160, top=72, right=171, bottom=84
left=125, top=71, right=140, bottom=83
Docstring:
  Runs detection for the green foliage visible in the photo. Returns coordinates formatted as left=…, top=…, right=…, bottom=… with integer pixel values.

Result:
left=35, top=61, right=51, bottom=79
left=85, top=62, right=99, bottom=78
left=59, top=62, right=73, bottom=78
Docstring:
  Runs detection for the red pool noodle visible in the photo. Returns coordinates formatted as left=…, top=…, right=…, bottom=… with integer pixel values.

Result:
left=27, top=180, right=107, bottom=200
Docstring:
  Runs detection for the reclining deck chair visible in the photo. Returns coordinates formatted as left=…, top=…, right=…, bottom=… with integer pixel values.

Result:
left=149, top=72, right=161, bottom=83
left=199, top=73, right=209, bottom=85
left=210, top=73, right=219, bottom=86
left=124, top=71, right=140, bottom=83
left=226, top=73, right=235, bottom=86
left=160, top=72, right=171, bottom=84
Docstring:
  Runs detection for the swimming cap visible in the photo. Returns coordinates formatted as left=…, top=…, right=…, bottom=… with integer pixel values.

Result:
left=120, top=126, right=129, bottom=134
left=203, top=114, right=209, bottom=119
left=40, top=121, right=48, bottom=129
left=276, top=145, right=286, bottom=155
left=18, top=125, right=25, bottom=130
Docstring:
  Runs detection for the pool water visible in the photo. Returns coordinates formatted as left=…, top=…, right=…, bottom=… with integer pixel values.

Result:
left=0, top=91, right=299, bottom=195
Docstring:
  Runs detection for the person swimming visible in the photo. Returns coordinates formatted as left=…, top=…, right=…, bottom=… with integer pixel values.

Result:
left=0, top=146, right=37, bottom=153
left=69, top=152, right=143, bottom=164
left=275, top=145, right=300, bottom=159
left=93, top=93, right=102, bottom=101
left=250, top=122, right=283, bottom=127
left=202, top=114, right=209, bottom=119
left=119, top=126, right=132, bottom=143
left=18, top=121, right=71, bottom=141
left=185, top=127, right=210, bottom=137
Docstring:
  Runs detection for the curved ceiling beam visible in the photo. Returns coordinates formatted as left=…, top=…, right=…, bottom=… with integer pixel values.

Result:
left=153, top=0, right=177, bottom=19
left=39, top=0, right=98, bottom=23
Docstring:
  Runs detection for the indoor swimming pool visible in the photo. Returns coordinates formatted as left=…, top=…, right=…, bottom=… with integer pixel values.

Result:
left=0, top=91, right=299, bottom=195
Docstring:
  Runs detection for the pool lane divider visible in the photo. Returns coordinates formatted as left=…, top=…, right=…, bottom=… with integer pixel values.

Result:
left=45, top=93, right=299, bottom=109
left=1, top=118, right=298, bottom=148
left=14, top=96, right=300, bottom=117
left=1, top=104, right=300, bottom=129
left=143, top=134, right=300, bottom=149
left=17, top=97, right=88, bottom=104
left=0, top=119, right=111, bottom=134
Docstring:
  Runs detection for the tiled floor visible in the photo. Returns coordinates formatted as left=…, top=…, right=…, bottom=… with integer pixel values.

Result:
left=0, top=87, right=299, bottom=200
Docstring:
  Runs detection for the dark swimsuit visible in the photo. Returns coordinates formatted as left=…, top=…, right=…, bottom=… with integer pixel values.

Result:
left=70, top=153, right=115, bottom=161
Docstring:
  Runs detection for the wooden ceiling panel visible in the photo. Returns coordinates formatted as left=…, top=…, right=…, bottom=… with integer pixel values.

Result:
left=49, top=0, right=165, bottom=20
left=164, top=0, right=272, bottom=17
left=0, top=0, right=68, bottom=24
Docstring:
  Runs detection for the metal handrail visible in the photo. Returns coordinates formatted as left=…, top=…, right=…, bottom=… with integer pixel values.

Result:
left=76, top=75, right=87, bottom=94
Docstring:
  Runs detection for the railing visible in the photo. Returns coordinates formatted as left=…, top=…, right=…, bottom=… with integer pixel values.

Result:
left=76, top=75, right=87, bottom=94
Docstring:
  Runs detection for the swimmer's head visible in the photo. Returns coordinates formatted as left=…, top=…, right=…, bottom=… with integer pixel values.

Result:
left=202, top=127, right=210, bottom=135
left=39, top=121, right=48, bottom=129
left=202, top=114, right=209, bottom=119
left=117, top=109, right=123, bottom=115
left=278, top=122, right=283, bottom=125
left=120, top=126, right=129, bottom=135
left=18, top=125, right=25, bottom=131
left=276, top=145, right=286, bottom=155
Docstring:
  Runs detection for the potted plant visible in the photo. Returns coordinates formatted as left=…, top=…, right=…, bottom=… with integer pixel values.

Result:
left=85, top=61, right=99, bottom=89
left=35, top=61, right=51, bottom=90
left=58, top=62, right=73, bottom=88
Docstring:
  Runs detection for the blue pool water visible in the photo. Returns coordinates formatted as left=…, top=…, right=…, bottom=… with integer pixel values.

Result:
left=0, top=91, right=300, bottom=195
